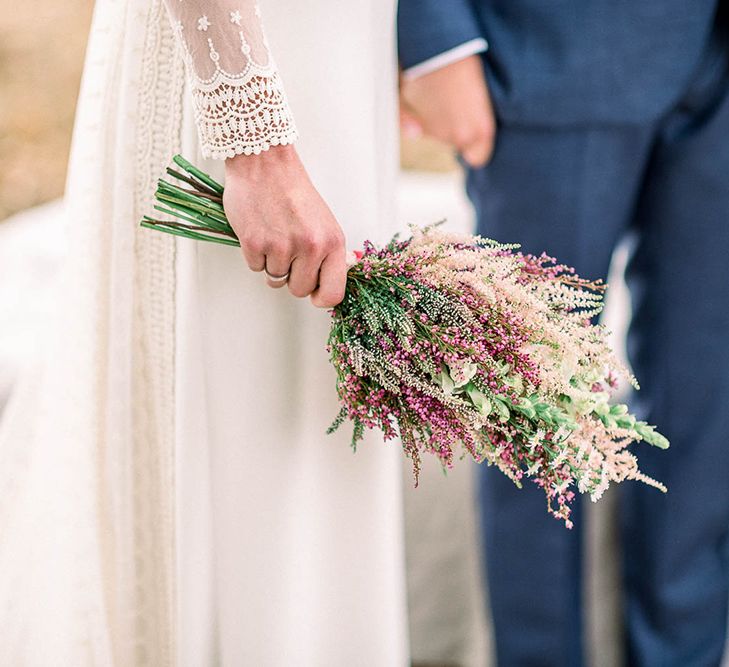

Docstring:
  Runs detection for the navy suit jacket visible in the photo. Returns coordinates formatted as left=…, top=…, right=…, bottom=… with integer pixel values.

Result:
left=398, top=0, right=724, bottom=125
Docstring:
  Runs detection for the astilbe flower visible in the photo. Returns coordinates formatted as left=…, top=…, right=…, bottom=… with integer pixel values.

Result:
left=327, top=225, right=669, bottom=526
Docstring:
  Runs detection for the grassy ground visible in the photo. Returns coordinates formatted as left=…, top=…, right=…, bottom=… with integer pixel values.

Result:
left=0, top=1, right=94, bottom=221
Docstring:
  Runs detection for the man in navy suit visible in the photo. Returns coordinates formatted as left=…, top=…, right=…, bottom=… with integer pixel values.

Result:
left=398, top=2, right=729, bottom=665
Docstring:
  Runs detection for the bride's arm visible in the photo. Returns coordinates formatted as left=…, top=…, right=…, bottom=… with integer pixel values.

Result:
left=162, top=0, right=296, bottom=158
left=162, top=0, right=347, bottom=307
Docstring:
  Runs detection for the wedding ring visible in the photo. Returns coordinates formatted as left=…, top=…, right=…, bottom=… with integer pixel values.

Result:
left=264, top=268, right=290, bottom=284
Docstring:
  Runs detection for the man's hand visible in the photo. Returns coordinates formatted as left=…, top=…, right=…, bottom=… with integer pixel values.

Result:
left=400, top=54, right=496, bottom=168
left=224, top=145, right=347, bottom=308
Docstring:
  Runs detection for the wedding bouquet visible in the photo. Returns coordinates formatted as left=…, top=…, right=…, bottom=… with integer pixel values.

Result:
left=142, top=156, right=668, bottom=526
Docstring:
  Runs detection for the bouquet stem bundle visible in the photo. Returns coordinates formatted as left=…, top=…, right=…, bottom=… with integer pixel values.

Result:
left=143, top=155, right=669, bottom=526
left=141, top=155, right=239, bottom=246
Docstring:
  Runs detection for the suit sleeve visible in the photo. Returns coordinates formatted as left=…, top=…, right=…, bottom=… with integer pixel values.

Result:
left=397, top=0, right=486, bottom=71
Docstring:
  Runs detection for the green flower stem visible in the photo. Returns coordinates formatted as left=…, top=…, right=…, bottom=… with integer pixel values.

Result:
left=172, top=155, right=224, bottom=194
left=150, top=205, right=212, bottom=229
left=143, top=218, right=237, bottom=239
left=161, top=184, right=224, bottom=206
left=157, top=180, right=223, bottom=210
left=155, top=193, right=229, bottom=223
left=165, top=168, right=221, bottom=198
left=141, top=155, right=243, bottom=249
left=152, top=204, right=232, bottom=235
left=140, top=220, right=240, bottom=246
left=156, top=181, right=224, bottom=209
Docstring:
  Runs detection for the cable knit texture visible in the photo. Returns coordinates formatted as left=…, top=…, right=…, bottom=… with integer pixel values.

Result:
left=0, top=1, right=182, bottom=664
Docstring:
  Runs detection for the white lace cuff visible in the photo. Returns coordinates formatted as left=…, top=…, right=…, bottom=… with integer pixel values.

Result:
left=164, top=0, right=299, bottom=160
left=190, top=71, right=299, bottom=160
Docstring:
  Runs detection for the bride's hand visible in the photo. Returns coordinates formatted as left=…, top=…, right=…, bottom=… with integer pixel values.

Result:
left=223, top=146, right=348, bottom=308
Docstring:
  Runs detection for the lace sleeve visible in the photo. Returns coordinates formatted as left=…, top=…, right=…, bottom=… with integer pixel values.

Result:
left=162, top=0, right=298, bottom=159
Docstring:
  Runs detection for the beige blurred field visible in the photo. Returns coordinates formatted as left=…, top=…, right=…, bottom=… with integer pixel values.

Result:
left=0, top=0, right=453, bottom=223
left=0, top=0, right=94, bottom=221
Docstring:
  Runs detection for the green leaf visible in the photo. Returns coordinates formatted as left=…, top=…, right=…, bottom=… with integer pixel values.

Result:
left=593, top=402, right=610, bottom=417
left=504, top=374, right=524, bottom=393
left=635, top=422, right=670, bottom=449
left=615, top=414, right=636, bottom=429
left=534, top=402, right=552, bottom=420
left=598, top=412, right=617, bottom=429
left=515, top=398, right=536, bottom=420
left=466, top=387, right=492, bottom=417
left=492, top=397, right=510, bottom=423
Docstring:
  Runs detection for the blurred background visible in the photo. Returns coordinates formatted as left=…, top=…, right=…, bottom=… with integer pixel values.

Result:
left=0, top=0, right=454, bottom=223
left=0, top=0, right=94, bottom=221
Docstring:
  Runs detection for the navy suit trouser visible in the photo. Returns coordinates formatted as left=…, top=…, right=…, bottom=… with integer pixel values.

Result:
left=468, top=57, right=729, bottom=667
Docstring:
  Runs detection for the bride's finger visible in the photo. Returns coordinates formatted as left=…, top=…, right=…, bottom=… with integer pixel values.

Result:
left=240, top=236, right=265, bottom=272
left=263, top=245, right=293, bottom=289
left=310, top=250, right=347, bottom=309
left=287, top=256, right=320, bottom=298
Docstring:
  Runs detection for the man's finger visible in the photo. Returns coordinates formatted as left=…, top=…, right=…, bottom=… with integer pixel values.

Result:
left=400, top=104, right=424, bottom=139
left=461, top=127, right=496, bottom=168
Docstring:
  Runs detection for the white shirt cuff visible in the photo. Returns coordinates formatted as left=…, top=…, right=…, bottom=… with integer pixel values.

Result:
left=402, top=38, right=489, bottom=81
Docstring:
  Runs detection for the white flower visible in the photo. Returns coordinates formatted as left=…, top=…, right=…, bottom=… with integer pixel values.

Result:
left=230, top=10, right=242, bottom=25
left=254, top=2, right=261, bottom=17
left=447, top=360, right=477, bottom=388
left=197, top=15, right=210, bottom=31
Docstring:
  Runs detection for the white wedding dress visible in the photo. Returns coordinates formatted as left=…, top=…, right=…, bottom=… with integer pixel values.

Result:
left=0, top=1, right=408, bottom=665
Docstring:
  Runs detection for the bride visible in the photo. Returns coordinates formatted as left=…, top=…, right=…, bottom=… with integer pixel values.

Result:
left=0, top=0, right=408, bottom=665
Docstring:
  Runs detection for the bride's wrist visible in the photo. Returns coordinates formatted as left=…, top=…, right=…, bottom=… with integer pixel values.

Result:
left=225, top=144, right=301, bottom=178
